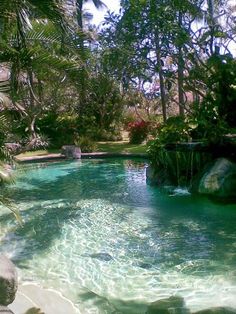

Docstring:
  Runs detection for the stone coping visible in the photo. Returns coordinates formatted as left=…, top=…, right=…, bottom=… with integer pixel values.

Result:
left=15, top=152, right=148, bottom=163
left=9, top=283, right=78, bottom=314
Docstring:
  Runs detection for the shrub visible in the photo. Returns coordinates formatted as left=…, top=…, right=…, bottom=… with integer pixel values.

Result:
left=74, top=136, right=97, bottom=153
left=37, top=112, right=78, bottom=148
left=24, top=134, right=49, bottom=151
left=128, top=120, right=149, bottom=144
left=147, top=116, right=212, bottom=186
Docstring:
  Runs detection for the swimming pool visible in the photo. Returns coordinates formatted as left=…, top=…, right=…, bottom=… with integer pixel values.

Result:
left=0, top=159, right=236, bottom=313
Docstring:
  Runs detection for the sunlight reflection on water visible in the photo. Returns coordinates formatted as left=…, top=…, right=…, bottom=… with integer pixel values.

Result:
left=0, top=159, right=236, bottom=313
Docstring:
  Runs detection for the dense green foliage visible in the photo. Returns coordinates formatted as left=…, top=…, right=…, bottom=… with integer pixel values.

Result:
left=0, top=0, right=235, bottom=173
left=127, top=120, right=150, bottom=144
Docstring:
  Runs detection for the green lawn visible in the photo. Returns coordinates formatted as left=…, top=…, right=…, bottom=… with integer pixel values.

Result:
left=96, top=141, right=147, bottom=154
left=16, top=149, right=60, bottom=158
left=16, top=141, right=147, bottom=158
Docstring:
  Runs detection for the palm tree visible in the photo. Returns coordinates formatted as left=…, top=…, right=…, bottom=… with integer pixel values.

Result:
left=0, top=0, right=81, bottom=144
left=0, top=1, right=80, bottom=217
left=73, top=0, right=106, bottom=113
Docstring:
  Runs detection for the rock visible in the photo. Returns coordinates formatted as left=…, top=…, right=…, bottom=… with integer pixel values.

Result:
left=198, top=158, right=236, bottom=199
left=0, top=255, right=18, bottom=306
left=146, top=296, right=189, bottom=314
left=146, top=165, right=157, bottom=185
left=193, top=307, right=236, bottom=314
left=0, top=164, right=14, bottom=184
left=61, top=145, right=81, bottom=159
left=0, top=305, right=14, bottom=313
left=146, top=165, right=169, bottom=185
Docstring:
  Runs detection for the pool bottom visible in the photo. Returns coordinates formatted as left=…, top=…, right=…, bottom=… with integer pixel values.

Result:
left=0, top=159, right=236, bottom=313
left=1, top=198, right=235, bottom=314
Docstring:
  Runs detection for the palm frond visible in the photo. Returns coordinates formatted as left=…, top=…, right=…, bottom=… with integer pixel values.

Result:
left=89, top=0, right=107, bottom=10
left=29, top=0, right=69, bottom=31
left=0, top=79, right=10, bottom=93
left=31, top=47, right=82, bottom=73
left=0, top=194, right=22, bottom=224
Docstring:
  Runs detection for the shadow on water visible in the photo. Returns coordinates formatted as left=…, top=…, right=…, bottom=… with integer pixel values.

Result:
left=4, top=159, right=135, bottom=204
left=0, top=200, right=82, bottom=266
left=1, top=159, right=236, bottom=313
left=1, top=167, right=236, bottom=274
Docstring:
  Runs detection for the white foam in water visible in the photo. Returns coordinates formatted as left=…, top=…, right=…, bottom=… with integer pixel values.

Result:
left=0, top=160, right=236, bottom=313
left=172, top=187, right=191, bottom=196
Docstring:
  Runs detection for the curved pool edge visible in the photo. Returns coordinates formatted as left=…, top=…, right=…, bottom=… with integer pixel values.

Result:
left=15, top=152, right=149, bottom=163
left=9, top=282, right=79, bottom=314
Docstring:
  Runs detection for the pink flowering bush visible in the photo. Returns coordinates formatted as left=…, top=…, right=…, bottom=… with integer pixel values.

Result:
left=127, top=120, right=149, bottom=144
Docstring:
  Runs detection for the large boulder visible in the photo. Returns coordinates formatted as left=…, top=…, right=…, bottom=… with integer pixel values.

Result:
left=198, top=158, right=236, bottom=199
left=0, top=255, right=18, bottom=306
left=146, top=296, right=189, bottom=314
left=0, top=305, right=14, bottom=313
left=61, top=145, right=81, bottom=159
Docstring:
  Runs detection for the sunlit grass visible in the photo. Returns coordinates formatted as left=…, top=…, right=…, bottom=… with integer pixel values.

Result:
left=16, top=149, right=60, bottom=158
left=96, top=141, right=147, bottom=154
left=16, top=142, right=147, bottom=158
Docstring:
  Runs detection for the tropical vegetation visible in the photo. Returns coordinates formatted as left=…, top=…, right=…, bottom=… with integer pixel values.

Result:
left=0, top=0, right=235, bottom=187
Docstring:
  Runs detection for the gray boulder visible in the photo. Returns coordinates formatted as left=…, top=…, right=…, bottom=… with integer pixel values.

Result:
left=146, top=296, right=189, bottom=314
left=0, top=305, right=14, bottom=313
left=198, top=158, right=236, bottom=199
left=0, top=255, right=18, bottom=306
left=61, top=145, right=81, bottom=159
left=193, top=307, right=236, bottom=314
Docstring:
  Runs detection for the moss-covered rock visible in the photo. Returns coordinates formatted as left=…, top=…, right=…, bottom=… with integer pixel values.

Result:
left=0, top=255, right=18, bottom=306
left=198, top=158, right=236, bottom=199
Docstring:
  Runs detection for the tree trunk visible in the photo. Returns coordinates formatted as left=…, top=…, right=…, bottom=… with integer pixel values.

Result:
left=76, top=0, right=87, bottom=114
left=155, top=30, right=167, bottom=122
left=177, top=12, right=185, bottom=117
left=29, top=115, right=37, bottom=139
left=208, top=0, right=215, bottom=55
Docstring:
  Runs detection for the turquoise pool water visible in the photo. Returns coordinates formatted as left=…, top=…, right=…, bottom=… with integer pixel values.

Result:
left=0, top=159, right=236, bottom=313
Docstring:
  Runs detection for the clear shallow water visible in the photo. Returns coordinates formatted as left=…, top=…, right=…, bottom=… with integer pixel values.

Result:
left=0, top=159, right=236, bottom=313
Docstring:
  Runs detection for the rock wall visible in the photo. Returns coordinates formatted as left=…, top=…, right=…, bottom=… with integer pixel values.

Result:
left=146, top=157, right=236, bottom=201
left=197, top=158, right=236, bottom=199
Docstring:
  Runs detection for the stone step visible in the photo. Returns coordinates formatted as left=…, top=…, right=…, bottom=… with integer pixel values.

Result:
left=9, top=284, right=78, bottom=314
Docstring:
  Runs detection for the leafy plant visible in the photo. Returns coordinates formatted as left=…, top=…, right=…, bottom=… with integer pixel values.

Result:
left=74, top=135, right=97, bottom=153
left=128, top=120, right=149, bottom=144
left=148, top=139, right=209, bottom=186
left=147, top=116, right=210, bottom=186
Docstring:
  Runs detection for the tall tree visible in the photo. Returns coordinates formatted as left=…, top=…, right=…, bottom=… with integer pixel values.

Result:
left=74, top=0, right=106, bottom=113
left=0, top=0, right=80, bottom=144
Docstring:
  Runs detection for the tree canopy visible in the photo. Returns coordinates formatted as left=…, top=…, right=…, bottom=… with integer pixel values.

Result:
left=0, top=0, right=235, bottom=152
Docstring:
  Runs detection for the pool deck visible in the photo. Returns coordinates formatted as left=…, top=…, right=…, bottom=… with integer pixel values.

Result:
left=15, top=152, right=148, bottom=163
left=9, top=283, right=78, bottom=314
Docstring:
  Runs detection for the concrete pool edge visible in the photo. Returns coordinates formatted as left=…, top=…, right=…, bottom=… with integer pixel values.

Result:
left=9, top=283, right=78, bottom=314
left=15, top=152, right=149, bottom=163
